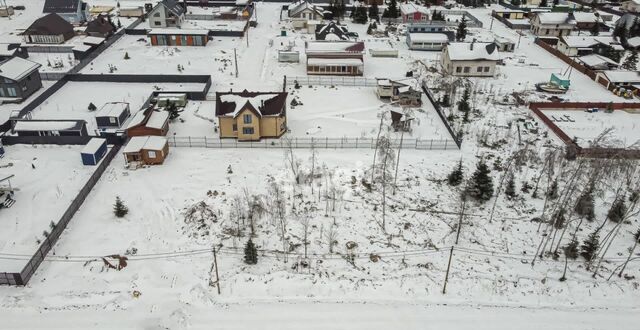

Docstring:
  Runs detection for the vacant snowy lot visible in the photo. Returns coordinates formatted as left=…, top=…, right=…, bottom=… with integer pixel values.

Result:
left=543, top=109, right=640, bottom=147
left=0, top=145, right=98, bottom=272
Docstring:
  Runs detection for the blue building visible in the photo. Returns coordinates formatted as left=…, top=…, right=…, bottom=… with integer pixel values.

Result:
left=80, top=138, right=107, bottom=165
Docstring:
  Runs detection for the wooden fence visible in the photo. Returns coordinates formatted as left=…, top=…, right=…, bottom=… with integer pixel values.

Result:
left=168, top=136, right=459, bottom=150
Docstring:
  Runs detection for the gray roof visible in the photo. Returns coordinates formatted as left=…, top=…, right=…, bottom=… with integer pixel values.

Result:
left=43, top=0, right=81, bottom=14
left=0, top=57, right=41, bottom=82
left=159, top=0, right=185, bottom=17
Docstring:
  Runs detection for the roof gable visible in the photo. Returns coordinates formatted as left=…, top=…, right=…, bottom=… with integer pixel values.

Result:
left=25, top=13, right=74, bottom=35
left=158, top=0, right=185, bottom=16
left=216, top=90, right=287, bottom=117
left=0, top=57, right=41, bottom=81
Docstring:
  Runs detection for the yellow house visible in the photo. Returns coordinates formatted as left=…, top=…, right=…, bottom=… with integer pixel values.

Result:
left=215, top=90, right=288, bottom=141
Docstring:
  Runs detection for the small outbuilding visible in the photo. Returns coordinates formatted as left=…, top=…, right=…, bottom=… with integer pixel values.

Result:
left=119, top=6, right=144, bottom=18
left=96, top=102, right=130, bottom=129
left=278, top=50, right=300, bottom=63
left=126, top=107, right=170, bottom=137
left=13, top=119, right=88, bottom=136
left=148, top=29, right=209, bottom=46
left=406, top=33, right=449, bottom=51
left=80, top=138, right=107, bottom=165
left=155, top=93, right=187, bottom=107
left=123, top=135, right=169, bottom=165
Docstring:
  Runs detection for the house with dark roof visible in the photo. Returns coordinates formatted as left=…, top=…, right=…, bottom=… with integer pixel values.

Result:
left=148, top=0, right=185, bottom=28
left=215, top=90, right=288, bottom=141
left=23, top=13, right=75, bottom=44
left=315, top=22, right=352, bottom=41
left=0, top=57, right=42, bottom=102
left=43, top=0, right=89, bottom=24
left=441, top=42, right=499, bottom=77
left=85, top=14, right=116, bottom=38
left=305, top=41, right=365, bottom=76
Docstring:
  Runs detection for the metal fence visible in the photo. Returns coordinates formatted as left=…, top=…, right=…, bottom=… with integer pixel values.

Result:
left=286, top=75, right=378, bottom=87
left=26, top=45, right=74, bottom=53
left=40, top=72, right=67, bottom=81
left=421, top=83, right=462, bottom=149
left=168, top=136, right=458, bottom=150
left=0, top=143, right=123, bottom=285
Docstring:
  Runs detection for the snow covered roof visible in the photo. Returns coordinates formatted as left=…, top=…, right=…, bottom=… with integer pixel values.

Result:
left=43, top=0, right=80, bottom=14
left=444, top=42, right=499, bottom=61
left=148, top=29, right=209, bottom=35
left=82, top=36, right=106, bottom=45
left=561, top=36, right=621, bottom=49
left=0, top=57, right=41, bottom=81
left=289, top=1, right=323, bottom=17
left=409, top=33, right=449, bottom=43
left=126, top=109, right=147, bottom=129
left=81, top=138, right=106, bottom=154
left=400, top=3, right=430, bottom=16
left=216, top=90, right=287, bottom=117
left=307, top=58, right=363, bottom=66
left=97, top=102, right=129, bottom=118
left=156, top=0, right=185, bottom=17
left=306, top=41, right=365, bottom=53
left=13, top=119, right=85, bottom=132
left=624, top=0, right=640, bottom=5
left=600, top=70, right=640, bottom=83
left=572, top=12, right=598, bottom=23
left=72, top=44, right=92, bottom=52
left=123, top=136, right=167, bottom=153
left=0, top=43, right=22, bottom=57
left=146, top=110, right=169, bottom=129
left=627, top=36, right=640, bottom=48
left=535, top=12, right=575, bottom=25
left=577, top=54, right=618, bottom=67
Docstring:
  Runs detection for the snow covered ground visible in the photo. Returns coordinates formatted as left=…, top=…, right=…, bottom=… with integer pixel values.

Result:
left=0, top=145, right=99, bottom=272
left=543, top=109, right=640, bottom=147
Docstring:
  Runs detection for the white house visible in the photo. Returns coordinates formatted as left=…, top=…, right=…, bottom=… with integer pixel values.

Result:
left=406, top=33, right=449, bottom=51
left=441, top=42, right=499, bottom=77
left=148, top=0, right=185, bottom=28
left=289, top=1, right=324, bottom=30
left=530, top=12, right=576, bottom=37
left=595, top=70, right=640, bottom=90
left=621, top=0, right=640, bottom=13
left=557, top=35, right=624, bottom=57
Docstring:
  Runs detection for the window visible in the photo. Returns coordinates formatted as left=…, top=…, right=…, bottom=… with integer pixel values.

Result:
left=154, top=21, right=161, bottom=26
left=154, top=12, right=161, bottom=17
left=7, top=87, right=16, bottom=97
left=109, top=117, right=117, bottom=124
left=232, top=124, right=237, bottom=131
left=477, top=66, right=483, bottom=72
left=148, top=150, right=157, bottom=158
left=484, top=66, right=490, bottom=73
left=243, top=114, right=252, bottom=124
left=242, top=127, right=254, bottom=135
left=0, top=88, right=4, bottom=97
left=456, top=66, right=462, bottom=73
left=463, top=67, right=470, bottom=73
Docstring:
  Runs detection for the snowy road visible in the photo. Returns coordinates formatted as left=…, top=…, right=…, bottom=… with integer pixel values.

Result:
left=0, top=301, right=635, bottom=329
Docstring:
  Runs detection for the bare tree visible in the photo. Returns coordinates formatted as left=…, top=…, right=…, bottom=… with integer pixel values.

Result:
left=269, top=181, right=288, bottom=262
left=284, top=137, right=301, bottom=184
left=617, top=227, right=640, bottom=278
left=324, top=221, right=338, bottom=253
left=376, top=135, right=395, bottom=231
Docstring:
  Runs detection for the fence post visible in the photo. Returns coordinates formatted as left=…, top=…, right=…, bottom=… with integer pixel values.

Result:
left=326, top=137, right=328, bottom=148
left=204, top=136, right=208, bottom=148
left=296, top=137, right=298, bottom=148
left=189, top=136, right=192, bottom=147
left=444, top=139, right=448, bottom=150
left=341, top=138, right=343, bottom=149
left=429, top=139, right=432, bottom=149
left=355, top=137, right=358, bottom=148
left=311, top=137, right=314, bottom=149
left=173, top=135, right=177, bottom=146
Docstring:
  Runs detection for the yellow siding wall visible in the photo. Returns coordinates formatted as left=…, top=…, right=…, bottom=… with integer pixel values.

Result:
left=236, top=109, right=261, bottom=141
left=260, top=116, right=286, bottom=137
left=217, top=109, right=287, bottom=140
left=218, top=116, right=237, bottom=138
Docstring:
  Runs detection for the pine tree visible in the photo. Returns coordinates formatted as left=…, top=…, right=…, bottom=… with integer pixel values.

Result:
left=458, top=88, right=470, bottom=114
left=352, top=6, right=368, bottom=24
left=467, top=160, right=494, bottom=202
left=88, top=102, right=97, bottom=111
left=539, top=0, right=548, bottom=6
left=581, top=230, right=600, bottom=262
left=368, top=3, right=379, bottom=21
left=560, top=238, right=579, bottom=281
left=505, top=174, right=516, bottom=199
left=456, top=18, right=468, bottom=41
left=590, top=21, right=600, bottom=36
left=607, top=197, right=627, bottom=223
left=383, top=0, right=399, bottom=20
left=244, top=238, right=258, bottom=264
left=575, top=188, right=595, bottom=221
left=511, top=0, right=521, bottom=7
left=622, top=51, right=638, bottom=71
left=124, top=52, right=130, bottom=60
left=447, top=160, right=463, bottom=186
left=113, top=196, right=129, bottom=218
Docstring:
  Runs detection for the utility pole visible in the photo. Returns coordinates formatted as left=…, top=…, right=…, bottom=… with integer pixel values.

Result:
left=234, top=48, right=238, bottom=78
left=489, top=16, right=494, bottom=31
left=245, top=26, right=249, bottom=47
left=442, top=246, right=454, bottom=294
left=209, top=245, right=221, bottom=295
left=517, top=29, right=522, bottom=49
left=392, top=111, right=406, bottom=196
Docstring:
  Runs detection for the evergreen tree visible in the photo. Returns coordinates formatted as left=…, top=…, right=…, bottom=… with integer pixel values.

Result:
left=560, top=238, right=579, bottom=281
left=441, top=93, right=450, bottom=106
left=612, top=21, right=627, bottom=41
left=113, top=196, right=129, bottom=218
left=539, top=0, right=548, bottom=6
left=352, top=6, right=368, bottom=24
left=458, top=88, right=470, bottom=114
left=447, top=160, right=464, bottom=186
left=552, top=209, right=566, bottom=230
left=511, top=0, right=521, bottom=7
left=383, top=0, right=399, bottom=20
left=553, top=0, right=559, bottom=5
left=604, top=46, right=621, bottom=63
left=574, top=188, right=595, bottom=221
left=581, top=230, right=600, bottom=262
left=368, top=3, right=380, bottom=21
left=124, top=52, right=130, bottom=60
left=165, top=100, right=180, bottom=120
left=608, top=197, right=627, bottom=223
left=622, top=51, right=638, bottom=71
left=117, top=19, right=122, bottom=29
left=467, top=160, right=494, bottom=202
left=547, top=179, right=559, bottom=199
left=456, top=18, right=468, bottom=41
left=88, top=102, right=97, bottom=111
left=590, top=21, right=600, bottom=36
left=244, top=238, right=258, bottom=264
left=505, top=174, right=516, bottom=199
